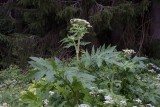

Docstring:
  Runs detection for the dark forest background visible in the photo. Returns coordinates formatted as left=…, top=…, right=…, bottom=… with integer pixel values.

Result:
left=0, top=0, right=160, bottom=69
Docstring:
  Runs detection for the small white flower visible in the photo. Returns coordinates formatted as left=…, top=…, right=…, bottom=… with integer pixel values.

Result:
left=133, top=98, right=142, bottom=103
left=78, top=104, right=90, bottom=107
left=148, top=63, right=160, bottom=71
left=43, top=99, right=49, bottom=106
left=49, top=91, right=54, bottom=96
left=154, top=83, right=160, bottom=87
left=98, top=89, right=104, bottom=93
left=12, top=79, right=17, bottom=84
left=136, top=75, right=141, bottom=80
left=132, top=106, right=137, bottom=107
left=146, top=104, right=155, bottom=107
left=120, top=100, right=127, bottom=106
left=104, top=100, right=114, bottom=104
left=104, top=95, right=112, bottom=101
left=142, top=79, right=147, bottom=82
left=2, top=103, right=8, bottom=107
left=104, top=95, right=114, bottom=104
left=90, top=87, right=95, bottom=90
left=148, top=69, right=156, bottom=73
left=156, top=74, right=160, bottom=80
left=0, top=84, right=6, bottom=88
left=89, top=91, right=95, bottom=95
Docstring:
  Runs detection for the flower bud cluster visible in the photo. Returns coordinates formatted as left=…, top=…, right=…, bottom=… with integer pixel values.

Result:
left=89, top=87, right=104, bottom=97
left=70, top=18, right=92, bottom=28
left=28, top=84, right=36, bottom=95
left=122, top=49, right=136, bottom=55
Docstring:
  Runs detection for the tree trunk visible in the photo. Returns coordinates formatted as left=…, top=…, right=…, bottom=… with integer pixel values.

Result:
left=151, top=0, right=160, bottom=39
left=149, top=0, right=160, bottom=58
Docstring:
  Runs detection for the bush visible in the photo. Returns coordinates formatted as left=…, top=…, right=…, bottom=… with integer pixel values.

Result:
left=21, top=19, right=160, bottom=107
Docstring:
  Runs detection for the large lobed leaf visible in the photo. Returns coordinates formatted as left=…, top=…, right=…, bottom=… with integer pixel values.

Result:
left=65, top=67, right=96, bottom=89
left=28, top=57, right=57, bottom=82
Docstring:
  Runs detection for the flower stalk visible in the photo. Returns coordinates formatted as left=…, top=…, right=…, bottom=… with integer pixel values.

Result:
left=62, top=18, right=92, bottom=61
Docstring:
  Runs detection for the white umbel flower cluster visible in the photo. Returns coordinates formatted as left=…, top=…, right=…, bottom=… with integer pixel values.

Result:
left=154, top=83, right=160, bottom=88
left=0, top=103, right=8, bottom=107
left=153, top=74, right=160, bottom=88
left=148, top=63, right=160, bottom=71
left=89, top=87, right=104, bottom=97
left=78, top=104, right=90, bottom=107
left=42, top=99, right=49, bottom=107
left=120, top=100, right=127, bottom=106
left=123, top=49, right=136, bottom=55
left=70, top=18, right=92, bottom=28
left=49, top=91, right=54, bottom=96
left=97, top=89, right=104, bottom=93
left=104, top=95, right=114, bottom=104
left=148, top=69, right=156, bottom=73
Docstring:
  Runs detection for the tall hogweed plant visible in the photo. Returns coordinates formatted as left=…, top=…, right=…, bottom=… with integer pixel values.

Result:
left=21, top=18, right=160, bottom=107
left=61, top=18, right=91, bottom=61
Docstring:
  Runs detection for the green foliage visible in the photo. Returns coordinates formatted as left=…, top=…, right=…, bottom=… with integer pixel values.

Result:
left=0, top=65, right=20, bottom=81
left=18, top=0, right=59, bottom=35
left=0, top=65, right=29, bottom=107
left=81, top=45, right=120, bottom=67
left=0, top=34, right=38, bottom=69
left=22, top=45, right=160, bottom=106
left=0, top=11, right=14, bottom=34
left=20, top=18, right=160, bottom=107
left=28, top=56, right=96, bottom=89
left=57, top=6, right=79, bottom=21
left=0, top=34, right=11, bottom=68
left=22, top=57, right=96, bottom=106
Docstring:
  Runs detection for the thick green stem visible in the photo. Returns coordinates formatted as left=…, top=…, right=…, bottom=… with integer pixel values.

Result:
left=110, top=72, right=115, bottom=93
left=56, top=75, right=75, bottom=94
left=76, top=39, right=80, bottom=61
left=72, top=40, right=78, bottom=61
